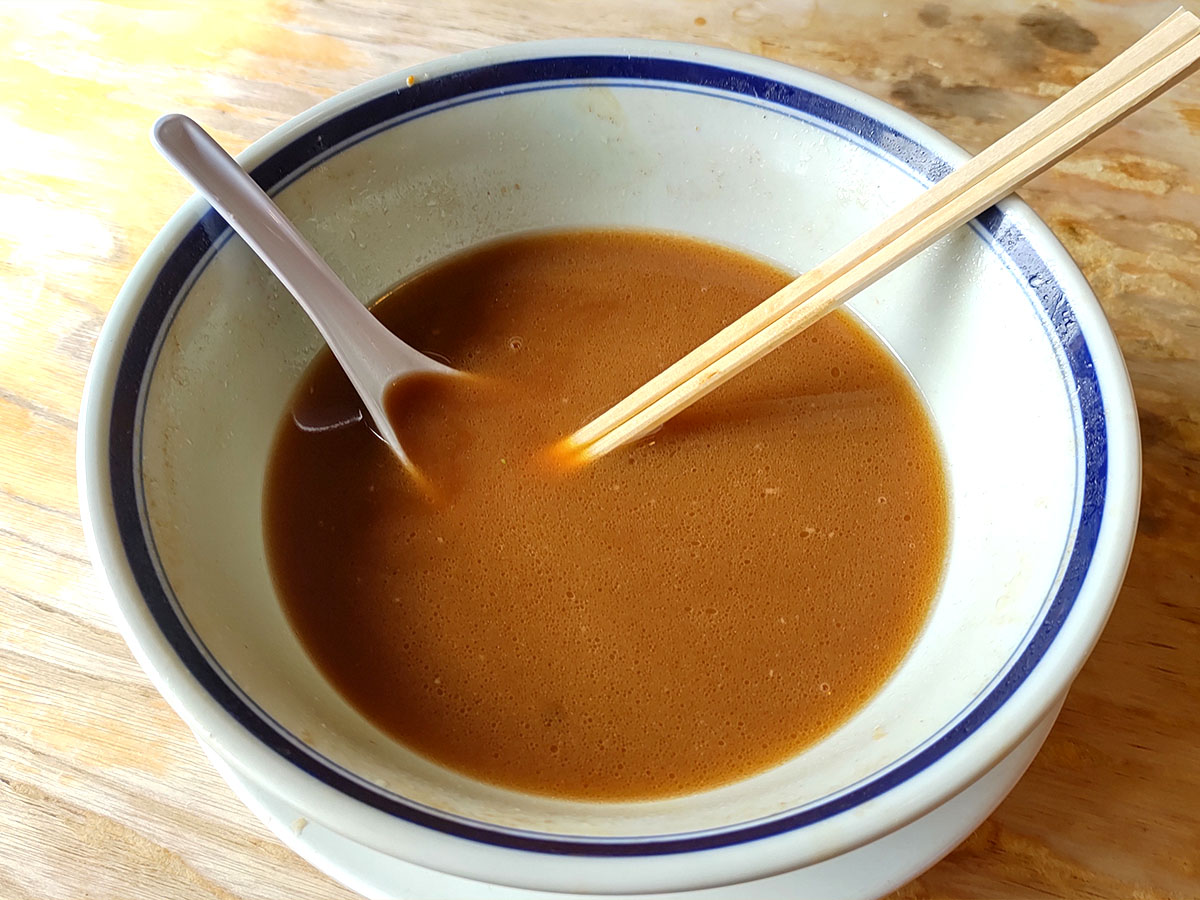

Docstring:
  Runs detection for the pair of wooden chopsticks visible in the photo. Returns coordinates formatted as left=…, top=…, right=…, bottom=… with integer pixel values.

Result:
left=557, top=8, right=1200, bottom=465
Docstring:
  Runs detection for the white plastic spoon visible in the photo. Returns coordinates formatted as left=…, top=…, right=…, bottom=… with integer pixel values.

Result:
left=152, top=113, right=459, bottom=475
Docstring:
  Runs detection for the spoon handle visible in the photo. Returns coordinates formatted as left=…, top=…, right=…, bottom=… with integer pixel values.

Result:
left=151, top=114, right=439, bottom=453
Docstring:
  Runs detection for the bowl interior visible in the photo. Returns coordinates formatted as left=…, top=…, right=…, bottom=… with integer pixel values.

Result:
left=131, top=68, right=1080, bottom=837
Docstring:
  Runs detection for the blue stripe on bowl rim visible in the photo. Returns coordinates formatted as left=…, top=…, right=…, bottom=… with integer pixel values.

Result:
left=108, top=54, right=1105, bottom=857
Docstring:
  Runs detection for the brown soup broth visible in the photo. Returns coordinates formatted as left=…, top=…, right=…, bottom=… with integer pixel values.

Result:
left=264, top=230, right=949, bottom=801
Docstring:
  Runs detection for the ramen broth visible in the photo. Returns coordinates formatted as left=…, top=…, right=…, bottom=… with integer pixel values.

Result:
left=264, top=230, right=948, bottom=801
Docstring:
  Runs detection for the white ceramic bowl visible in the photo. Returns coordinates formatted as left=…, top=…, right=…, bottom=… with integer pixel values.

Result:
left=79, top=39, right=1139, bottom=896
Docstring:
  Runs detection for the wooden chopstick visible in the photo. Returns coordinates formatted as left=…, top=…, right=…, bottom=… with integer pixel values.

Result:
left=559, top=8, right=1200, bottom=465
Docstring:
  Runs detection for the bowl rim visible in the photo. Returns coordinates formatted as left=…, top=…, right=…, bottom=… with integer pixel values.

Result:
left=78, top=36, right=1141, bottom=892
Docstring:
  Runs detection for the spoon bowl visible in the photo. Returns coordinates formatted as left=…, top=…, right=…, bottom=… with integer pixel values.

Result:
left=151, top=113, right=461, bottom=475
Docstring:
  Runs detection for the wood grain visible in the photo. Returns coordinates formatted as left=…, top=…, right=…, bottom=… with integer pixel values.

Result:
left=1, top=1, right=1197, bottom=897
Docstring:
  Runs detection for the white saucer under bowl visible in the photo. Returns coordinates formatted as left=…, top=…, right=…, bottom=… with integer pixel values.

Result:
left=201, top=704, right=1058, bottom=900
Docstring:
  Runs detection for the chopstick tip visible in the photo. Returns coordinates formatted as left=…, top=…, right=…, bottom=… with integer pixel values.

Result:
left=544, top=436, right=589, bottom=473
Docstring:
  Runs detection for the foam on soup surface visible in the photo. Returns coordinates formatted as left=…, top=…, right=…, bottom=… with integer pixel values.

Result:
left=265, top=230, right=948, bottom=801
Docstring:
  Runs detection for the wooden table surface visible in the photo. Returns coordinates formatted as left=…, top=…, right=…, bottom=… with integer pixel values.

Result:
left=3, top=1, right=1199, bottom=897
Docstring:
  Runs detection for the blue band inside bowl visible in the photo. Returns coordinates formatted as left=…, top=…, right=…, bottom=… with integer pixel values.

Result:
left=108, top=54, right=1106, bottom=856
